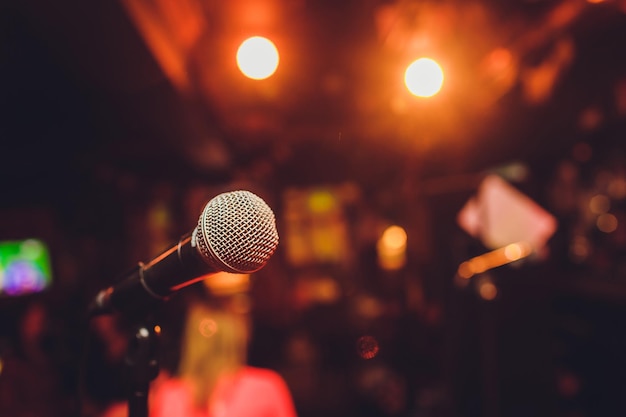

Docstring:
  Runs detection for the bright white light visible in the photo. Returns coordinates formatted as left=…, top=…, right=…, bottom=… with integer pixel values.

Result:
left=404, top=57, right=444, bottom=98
left=236, top=36, right=279, bottom=80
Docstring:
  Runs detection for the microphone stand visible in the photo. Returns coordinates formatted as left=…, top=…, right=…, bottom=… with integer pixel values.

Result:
left=125, top=320, right=160, bottom=417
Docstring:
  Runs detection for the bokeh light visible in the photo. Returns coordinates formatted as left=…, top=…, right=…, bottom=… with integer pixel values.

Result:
left=504, top=242, right=532, bottom=261
left=198, top=317, right=218, bottom=338
left=236, top=36, right=279, bottom=80
left=457, top=241, right=532, bottom=279
left=589, top=194, right=610, bottom=214
left=404, top=57, right=444, bottom=98
left=356, top=335, right=380, bottom=359
left=380, top=225, right=407, bottom=251
left=377, top=225, right=408, bottom=270
left=597, top=213, right=618, bottom=233
left=477, top=278, right=498, bottom=301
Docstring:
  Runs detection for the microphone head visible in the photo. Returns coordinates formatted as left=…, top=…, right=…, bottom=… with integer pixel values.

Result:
left=193, top=190, right=279, bottom=273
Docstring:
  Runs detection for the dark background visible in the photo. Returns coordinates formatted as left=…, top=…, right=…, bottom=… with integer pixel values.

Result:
left=2, top=0, right=626, bottom=416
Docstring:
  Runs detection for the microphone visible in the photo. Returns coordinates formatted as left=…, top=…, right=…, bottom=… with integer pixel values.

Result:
left=87, top=190, right=279, bottom=318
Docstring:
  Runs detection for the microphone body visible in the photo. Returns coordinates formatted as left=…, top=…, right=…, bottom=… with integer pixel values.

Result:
left=88, top=190, right=279, bottom=318
left=89, top=233, right=207, bottom=316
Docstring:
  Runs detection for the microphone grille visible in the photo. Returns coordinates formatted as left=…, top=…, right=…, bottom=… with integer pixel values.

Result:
left=194, top=190, right=279, bottom=273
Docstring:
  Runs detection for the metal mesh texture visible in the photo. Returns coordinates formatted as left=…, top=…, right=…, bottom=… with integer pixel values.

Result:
left=194, top=190, right=279, bottom=273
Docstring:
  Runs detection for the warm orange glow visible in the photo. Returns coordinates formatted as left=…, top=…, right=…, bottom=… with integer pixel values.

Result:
left=458, top=261, right=473, bottom=279
left=456, top=241, right=533, bottom=279
left=486, top=48, right=513, bottom=74
left=203, top=271, right=250, bottom=295
left=235, top=0, right=278, bottom=28
left=478, top=280, right=498, bottom=300
left=377, top=225, right=408, bottom=270
left=589, top=194, right=610, bottom=214
left=381, top=225, right=408, bottom=251
left=120, top=0, right=205, bottom=91
left=470, top=257, right=489, bottom=274
left=404, top=57, right=444, bottom=98
left=353, top=295, right=384, bottom=319
left=609, top=176, right=626, bottom=199
left=237, top=36, right=279, bottom=80
left=198, top=317, right=218, bottom=338
left=504, top=242, right=532, bottom=261
left=597, top=213, right=618, bottom=233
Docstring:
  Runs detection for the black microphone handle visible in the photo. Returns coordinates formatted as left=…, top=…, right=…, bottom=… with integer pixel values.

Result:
left=88, top=232, right=214, bottom=318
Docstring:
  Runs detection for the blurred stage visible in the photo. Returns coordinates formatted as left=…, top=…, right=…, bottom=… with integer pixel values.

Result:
left=2, top=1, right=626, bottom=416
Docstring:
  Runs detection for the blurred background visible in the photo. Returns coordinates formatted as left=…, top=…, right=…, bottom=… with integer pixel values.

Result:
left=1, top=0, right=626, bottom=416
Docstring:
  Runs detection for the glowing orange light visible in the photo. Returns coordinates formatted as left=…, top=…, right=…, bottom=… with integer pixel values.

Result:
left=486, top=48, right=513, bottom=74
left=203, top=271, right=250, bottom=295
left=458, top=261, right=473, bottom=279
left=377, top=225, right=408, bottom=270
left=479, top=280, right=498, bottom=300
left=473, top=257, right=490, bottom=274
left=404, top=57, right=444, bottom=98
left=456, top=241, right=532, bottom=279
left=504, top=242, right=532, bottom=261
left=380, top=225, right=407, bottom=251
left=236, top=36, right=279, bottom=80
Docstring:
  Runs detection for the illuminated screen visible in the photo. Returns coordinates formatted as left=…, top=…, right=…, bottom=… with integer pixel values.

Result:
left=0, top=239, right=53, bottom=297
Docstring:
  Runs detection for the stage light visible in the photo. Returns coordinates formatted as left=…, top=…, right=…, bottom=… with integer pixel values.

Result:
left=236, top=36, right=279, bottom=80
left=404, top=57, right=444, bottom=98
left=504, top=242, right=531, bottom=261
left=455, top=241, right=532, bottom=279
left=380, top=225, right=407, bottom=251
left=377, top=225, right=408, bottom=271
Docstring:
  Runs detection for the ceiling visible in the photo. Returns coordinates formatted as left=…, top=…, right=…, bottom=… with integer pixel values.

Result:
left=2, top=0, right=626, bottom=209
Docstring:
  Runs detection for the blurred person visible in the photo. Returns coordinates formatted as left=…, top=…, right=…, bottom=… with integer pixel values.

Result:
left=99, top=272, right=298, bottom=417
